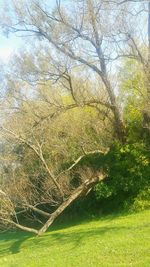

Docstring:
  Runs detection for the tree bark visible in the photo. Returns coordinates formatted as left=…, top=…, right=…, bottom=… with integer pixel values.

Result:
left=147, top=1, right=150, bottom=101
left=143, top=1, right=150, bottom=133
left=25, top=204, right=51, bottom=218
left=1, top=219, right=38, bottom=234
left=38, top=173, right=106, bottom=235
left=101, top=76, right=125, bottom=141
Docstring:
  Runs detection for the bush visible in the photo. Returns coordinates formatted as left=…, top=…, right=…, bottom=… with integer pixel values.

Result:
left=94, top=142, right=150, bottom=211
left=131, top=188, right=150, bottom=211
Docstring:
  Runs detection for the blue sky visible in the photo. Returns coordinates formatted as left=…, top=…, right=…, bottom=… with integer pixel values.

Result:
left=0, top=0, right=56, bottom=62
left=0, top=34, right=21, bottom=62
left=0, top=0, right=21, bottom=62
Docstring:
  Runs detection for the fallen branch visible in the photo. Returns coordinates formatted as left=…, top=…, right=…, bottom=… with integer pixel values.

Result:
left=38, top=172, right=106, bottom=235
left=57, top=149, right=109, bottom=177
left=0, top=218, right=38, bottom=234
left=25, top=204, right=51, bottom=218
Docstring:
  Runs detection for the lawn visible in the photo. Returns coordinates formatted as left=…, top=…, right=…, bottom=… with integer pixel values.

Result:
left=0, top=210, right=149, bottom=267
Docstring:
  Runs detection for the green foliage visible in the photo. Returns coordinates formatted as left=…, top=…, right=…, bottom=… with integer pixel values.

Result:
left=119, top=59, right=146, bottom=140
left=131, top=188, right=150, bottom=211
left=94, top=142, right=150, bottom=209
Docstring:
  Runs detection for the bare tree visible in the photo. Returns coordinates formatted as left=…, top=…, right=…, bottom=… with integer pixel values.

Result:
left=0, top=124, right=107, bottom=234
left=0, top=77, right=108, bottom=234
left=0, top=0, right=149, bottom=234
left=1, top=0, right=130, bottom=139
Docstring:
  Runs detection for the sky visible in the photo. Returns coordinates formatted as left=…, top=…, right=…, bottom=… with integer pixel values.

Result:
left=0, top=0, right=20, bottom=62
left=0, top=0, right=56, bottom=63
left=0, top=34, right=21, bottom=62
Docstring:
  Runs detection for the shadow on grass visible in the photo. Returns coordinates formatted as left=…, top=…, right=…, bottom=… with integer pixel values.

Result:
left=0, top=231, right=34, bottom=256
left=48, top=211, right=122, bottom=232
left=0, top=211, right=147, bottom=257
left=0, top=225, right=137, bottom=257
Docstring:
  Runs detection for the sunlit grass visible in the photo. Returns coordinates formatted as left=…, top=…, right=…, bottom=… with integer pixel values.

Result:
left=0, top=210, right=149, bottom=267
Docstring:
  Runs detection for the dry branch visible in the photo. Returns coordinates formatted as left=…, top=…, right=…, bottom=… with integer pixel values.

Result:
left=38, top=172, right=106, bottom=235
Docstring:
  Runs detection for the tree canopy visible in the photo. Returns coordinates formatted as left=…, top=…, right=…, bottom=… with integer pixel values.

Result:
left=0, top=0, right=150, bottom=235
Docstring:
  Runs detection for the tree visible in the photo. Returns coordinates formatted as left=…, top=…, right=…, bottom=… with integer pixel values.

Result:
left=0, top=0, right=149, bottom=234
left=1, top=0, right=127, bottom=139
left=117, top=0, right=150, bottom=131
left=0, top=63, right=108, bottom=234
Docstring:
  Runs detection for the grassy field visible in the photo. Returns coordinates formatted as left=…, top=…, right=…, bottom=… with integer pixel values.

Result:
left=0, top=210, right=149, bottom=267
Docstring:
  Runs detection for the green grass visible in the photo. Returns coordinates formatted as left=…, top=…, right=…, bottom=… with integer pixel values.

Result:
left=0, top=210, right=150, bottom=267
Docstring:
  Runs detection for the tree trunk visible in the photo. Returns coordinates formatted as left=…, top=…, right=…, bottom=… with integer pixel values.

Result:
left=1, top=219, right=38, bottom=234
left=38, top=173, right=106, bottom=235
left=143, top=1, right=150, bottom=133
left=101, top=76, right=125, bottom=141
left=147, top=1, right=150, bottom=102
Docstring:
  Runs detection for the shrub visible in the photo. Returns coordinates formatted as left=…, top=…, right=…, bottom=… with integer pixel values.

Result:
left=131, top=188, right=150, bottom=211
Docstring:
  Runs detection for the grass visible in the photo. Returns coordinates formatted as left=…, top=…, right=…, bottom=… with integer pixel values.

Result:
left=0, top=210, right=150, bottom=267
